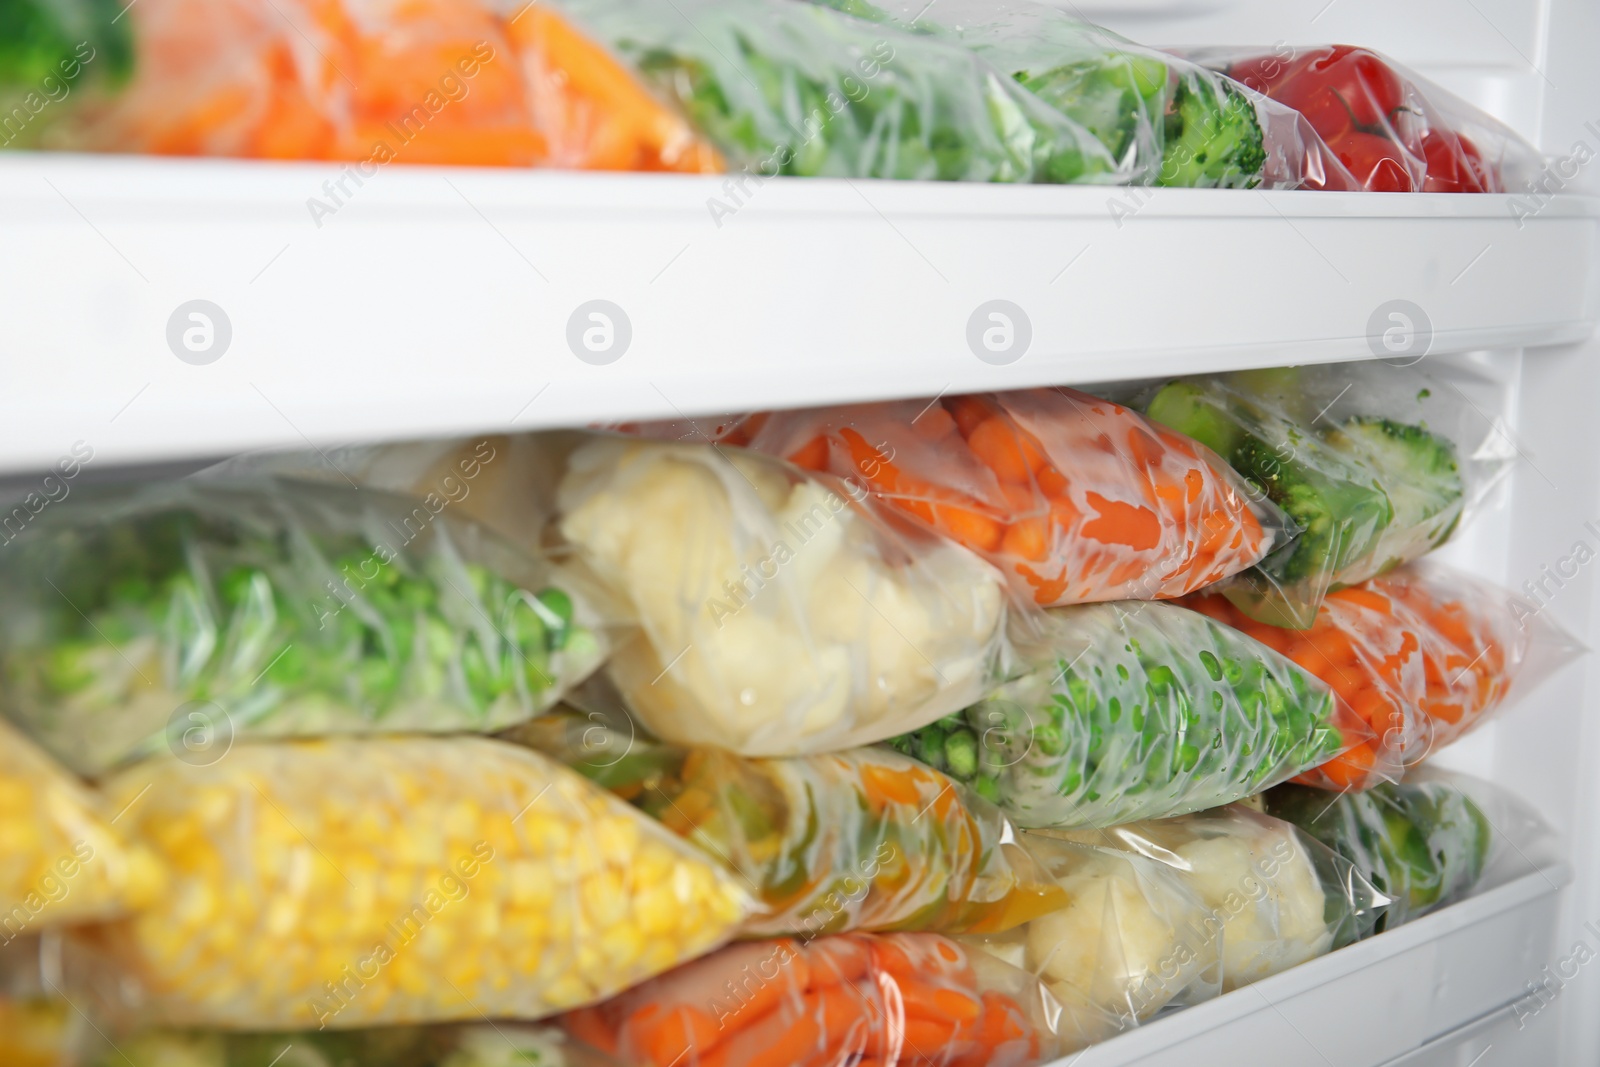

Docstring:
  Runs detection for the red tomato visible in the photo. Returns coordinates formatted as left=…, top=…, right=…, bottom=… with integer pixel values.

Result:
left=1419, top=129, right=1492, bottom=193
left=1330, top=130, right=1416, bottom=191
left=1270, top=46, right=1407, bottom=133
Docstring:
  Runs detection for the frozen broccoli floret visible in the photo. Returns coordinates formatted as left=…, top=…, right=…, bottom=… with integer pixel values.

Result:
left=1158, top=77, right=1265, bottom=188
left=1330, top=416, right=1464, bottom=550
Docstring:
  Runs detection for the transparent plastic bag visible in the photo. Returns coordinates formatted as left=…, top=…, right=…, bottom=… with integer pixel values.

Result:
left=7, top=0, right=722, bottom=171
left=0, top=718, right=165, bottom=941
left=662, top=390, right=1288, bottom=607
left=512, top=711, right=1067, bottom=938
left=554, top=0, right=1117, bottom=183
left=1186, top=563, right=1558, bottom=790
left=1139, top=363, right=1510, bottom=628
left=556, top=436, right=1007, bottom=756
left=1185, top=45, right=1541, bottom=193
left=561, top=931, right=1103, bottom=1066
left=1266, top=770, right=1555, bottom=932
left=806, top=0, right=1358, bottom=189
left=1040, top=805, right=1385, bottom=992
left=0, top=479, right=606, bottom=776
left=964, top=833, right=1221, bottom=1032
left=888, top=601, right=1367, bottom=828
left=75, top=736, right=754, bottom=1029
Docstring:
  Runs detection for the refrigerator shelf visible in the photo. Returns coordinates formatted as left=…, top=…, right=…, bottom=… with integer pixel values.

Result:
left=0, top=153, right=1596, bottom=474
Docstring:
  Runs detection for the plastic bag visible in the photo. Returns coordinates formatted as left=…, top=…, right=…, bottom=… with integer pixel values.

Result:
left=1266, top=770, right=1553, bottom=931
left=1185, top=45, right=1540, bottom=193
left=1186, top=564, right=1551, bottom=790
left=75, top=736, right=753, bottom=1029
left=554, top=0, right=1117, bottom=183
left=964, top=833, right=1220, bottom=1031
left=1040, top=805, right=1385, bottom=992
left=888, top=601, right=1364, bottom=828
left=512, top=711, right=1067, bottom=938
left=0, top=718, right=165, bottom=942
left=1139, top=364, right=1508, bottom=628
left=6, top=0, right=721, bottom=171
left=556, top=436, right=1007, bottom=756
left=806, top=0, right=1356, bottom=189
left=667, top=389, right=1287, bottom=607
left=0, top=479, right=606, bottom=776
left=562, top=931, right=1100, bottom=1066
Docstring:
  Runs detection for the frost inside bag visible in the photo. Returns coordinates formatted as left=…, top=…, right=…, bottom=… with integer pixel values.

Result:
left=1041, top=805, right=1385, bottom=991
left=1187, top=563, right=1551, bottom=790
left=687, top=390, right=1287, bottom=607
left=1140, top=363, right=1509, bottom=628
left=1185, top=45, right=1540, bottom=192
left=808, top=0, right=1357, bottom=189
left=889, top=601, right=1364, bottom=828
left=75, top=736, right=753, bottom=1029
left=562, top=931, right=1101, bottom=1066
left=965, top=833, right=1220, bottom=1032
left=4, top=0, right=721, bottom=171
left=1266, top=770, right=1554, bottom=931
left=553, top=0, right=1115, bottom=183
left=556, top=437, right=1006, bottom=755
left=0, top=718, right=165, bottom=940
left=0, top=479, right=606, bottom=775
left=513, top=711, right=1067, bottom=937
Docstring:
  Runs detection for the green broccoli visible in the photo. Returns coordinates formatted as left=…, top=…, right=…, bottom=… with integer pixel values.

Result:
left=1158, top=75, right=1266, bottom=188
left=1011, top=50, right=1169, bottom=169
left=1327, top=416, right=1465, bottom=570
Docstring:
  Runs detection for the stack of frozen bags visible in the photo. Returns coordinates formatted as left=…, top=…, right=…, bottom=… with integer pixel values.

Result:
left=2, top=0, right=1538, bottom=194
left=0, top=361, right=1568, bottom=1066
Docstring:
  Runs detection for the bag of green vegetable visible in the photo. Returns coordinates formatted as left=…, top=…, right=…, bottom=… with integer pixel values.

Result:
left=1038, top=804, right=1387, bottom=992
left=1265, top=770, right=1554, bottom=932
left=887, top=601, right=1369, bottom=828
left=511, top=710, right=1068, bottom=938
left=555, top=436, right=1007, bottom=755
left=0, top=478, right=606, bottom=775
left=552, top=0, right=1118, bottom=183
left=804, top=0, right=1358, bottom=189
left=1138, top=362, right=1511, bottom=627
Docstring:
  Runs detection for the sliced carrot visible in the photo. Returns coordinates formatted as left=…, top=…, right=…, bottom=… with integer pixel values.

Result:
left=1080, top=492, right=1162, bottom=551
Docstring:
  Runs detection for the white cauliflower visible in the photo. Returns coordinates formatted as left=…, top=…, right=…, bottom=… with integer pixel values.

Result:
left=558, top=438, right=1005, bottom=754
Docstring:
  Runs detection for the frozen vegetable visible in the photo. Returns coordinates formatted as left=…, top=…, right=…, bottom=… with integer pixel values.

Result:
left=1187, top=564, right=1537, bottom=789
left=79, top=736, right=752, bottom=1029
left=684, top=389, right=1283, bottom=606
left=0, top=479, right=605, bottom=775
left=514, top=711, right=1067, bottom=937
left=556, top=436, right=1006, bottom=755
left=889, top=601, right=1360, bottom=828
left=1189, top=45, right=1539, bottom=192
left=1141, top=364, right=1502, bottom=627
left=556, top=0, right=1112, bottom=182
left=0, top=997, right=70, bottom=1067
left=83, top=1024, right=631, bottom=1067
left=1, top=0, right=721, bottom=171
left=562, top=931, right=1098, bottom=1066
left=0, top=717, right=164, bottom=940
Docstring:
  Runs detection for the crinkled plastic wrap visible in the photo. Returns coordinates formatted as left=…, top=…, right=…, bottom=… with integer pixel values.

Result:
left=1187, top=564, right=1545, bottom=790
left=889, top=602, right=1362, bottom=828
left=556, top=437, right=1007, bottom=755
left=1185, top=45, right=1540, bottom=192
left=562, top=931, right=1102, bottom=1066
left=8, top=0, right=721, bottom=171
left=513, top=712, right=1067, bottom=938
left=663, top=390, right=1286, bottom=607
left=554, top=0, right=1116, bottom=183
left=1040, top=805, right=1385, bottom=992
left=965, top=833, right=1220, bottom=1034
left=0, top=479, right=606, bottom=776
left=76, top=736, right=753, bottom=1029
left=809, top=0, right=1356, bottom=189
left=1140, top=364, right=1509, bottom=628
left=0, top=718, right=165, bottom=939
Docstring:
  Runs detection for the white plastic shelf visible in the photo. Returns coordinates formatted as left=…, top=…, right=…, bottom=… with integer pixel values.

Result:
left=0, top=153, right=1597, bottom=474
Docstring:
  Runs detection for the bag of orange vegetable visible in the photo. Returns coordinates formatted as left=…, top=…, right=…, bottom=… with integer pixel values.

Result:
left=561, top=931, right=1109, bottom=1067
left=10, top=0, right=721, bottom=172
left=1185, top=563, right=1571, bottom=790
left=630, top=390, right=1287, bottom=607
